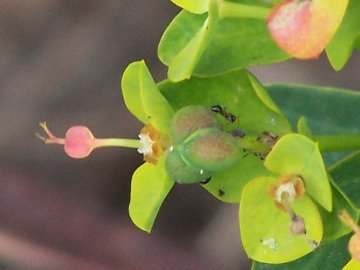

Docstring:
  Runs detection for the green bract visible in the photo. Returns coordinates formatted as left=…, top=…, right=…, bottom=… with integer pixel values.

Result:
left=121, top=60, right=174, bottom=135
left=240, top=176, right=323, bottom=263
left=264, top=134, right=332, bottom=212
left=129, top=156, right=174, bottom=233
left=170, top=0, right=209, bottom=14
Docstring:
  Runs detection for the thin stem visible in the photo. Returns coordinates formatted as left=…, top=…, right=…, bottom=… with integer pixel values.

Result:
left=313, top=134, right=360, bottom=152
left=93, top=138, right=140, bottom=149
left=217, top=0, right=271, bottom=20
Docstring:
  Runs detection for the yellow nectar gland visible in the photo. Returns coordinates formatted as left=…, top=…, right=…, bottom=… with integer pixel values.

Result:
left=269, top=175, right=305, bottom=212
left=137, top=124, right=167, bottom=165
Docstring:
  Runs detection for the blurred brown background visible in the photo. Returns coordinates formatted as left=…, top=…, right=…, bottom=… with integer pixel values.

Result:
left=0, top=1, right=358, bottom=269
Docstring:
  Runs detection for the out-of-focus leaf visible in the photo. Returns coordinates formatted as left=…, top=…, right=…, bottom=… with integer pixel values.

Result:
left=297, top=116, right=312, bottom=138
left=329, top=152, right=360, bottom=210
left=326, top=0, right=360, bottom=70
left=121, top=61, right=174, bottom=134
left=318, top=184, right=358, bottom=241
left=158, top=3, right=287, bottom=81
left=265, top=134, right=332, bottom=211
left=159, top=70, right=292, bottom=202
left=266, top=84, right=360, bottom=166
left=240, top=177, right=323, bottom=263
left=252, top=234, right=351, bottom=270
left=170, top=0, right=209, bottom=14
left=129, top=156, right=174, bottom=233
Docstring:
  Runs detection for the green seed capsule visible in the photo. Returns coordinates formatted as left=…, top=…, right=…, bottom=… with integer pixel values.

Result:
left=165, top=150, right=211, bottom=184
left=171, top=105, right=220, bottom=143
left=182, top=129, right=240, bottom=171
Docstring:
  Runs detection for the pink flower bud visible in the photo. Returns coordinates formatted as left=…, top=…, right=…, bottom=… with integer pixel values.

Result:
left=64, top=126, right=95, bottom=158
left=38, top=122, right=95, bottom=159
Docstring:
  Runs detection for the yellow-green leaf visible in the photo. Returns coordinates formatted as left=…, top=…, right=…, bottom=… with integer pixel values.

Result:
left=342, top=259, right=360, bottom=270
left=171, top=0, right=209, bottom=14
left=121, top=60, right=174, bottom=134
left=129, top=157, right=174, bottom=233
left=240, top=177, right=323, bottom=263
left=265, top=134, right=332, bottom=211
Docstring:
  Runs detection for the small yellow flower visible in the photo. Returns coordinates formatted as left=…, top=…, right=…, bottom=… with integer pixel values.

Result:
left=137, top=124, right=167, bottom=165
left=269, top=175, right=305, bottom=212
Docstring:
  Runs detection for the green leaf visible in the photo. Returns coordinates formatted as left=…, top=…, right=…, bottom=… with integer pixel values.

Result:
left=129, top=156, right=174, bottom=233
left=121, top=60, right=174, bottom=134
left=252, top=234, right=351, bottom=270
left=170, top=0, right=209, bottom=14
left=158, top=3, right=288, bottom=81
left=326, top=0, right=360, bottom=70
left=318, top=184, right=358, bottom=241
left=160, top=70, right=291, bottom=135
left=203, top=155, right=272, bottom=202
left=166, top=12, right=213, bottom=81
left=329, top=151, right=360, bottom=210
left=318, top=152, right=360, bottom=240
left=265, top=134, right=332, bottom=211
left=297, top=116, right=313, bottom=138
left=159, top=69, right=292, bottom=202
left=158, top=11, right=208, bottom=67
left=267, top=84, right=360, bottom=166
left=240, top=177, right=323, bottom=264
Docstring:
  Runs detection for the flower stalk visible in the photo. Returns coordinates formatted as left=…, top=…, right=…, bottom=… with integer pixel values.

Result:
left=216, top=0, right=271, bottom=20
left=37, top=122, right=140, bottom=159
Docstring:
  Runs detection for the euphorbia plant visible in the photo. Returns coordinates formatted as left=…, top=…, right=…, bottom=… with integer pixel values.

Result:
left=38, top=0, right=360, bottom=269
